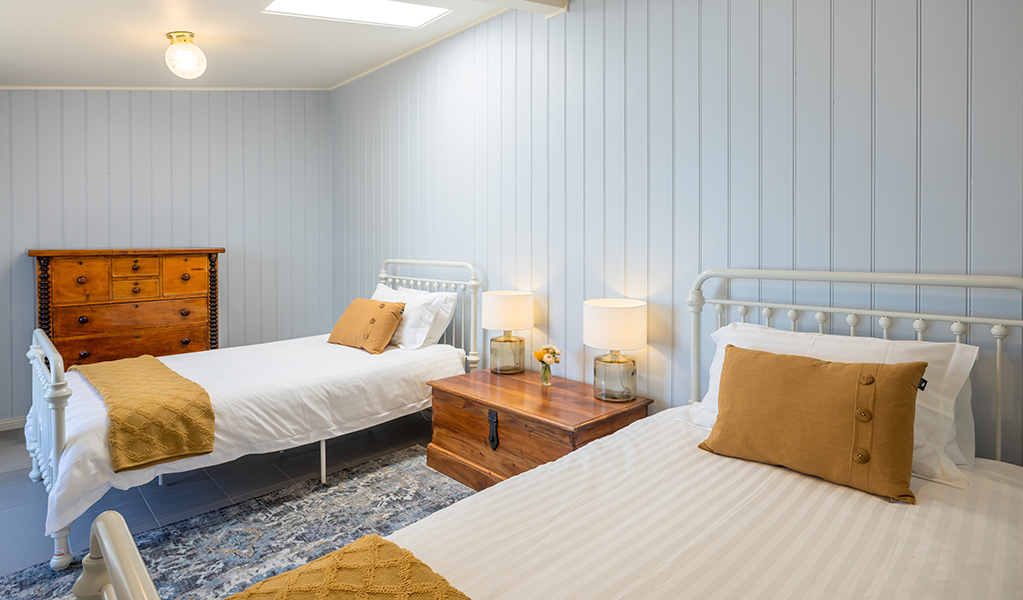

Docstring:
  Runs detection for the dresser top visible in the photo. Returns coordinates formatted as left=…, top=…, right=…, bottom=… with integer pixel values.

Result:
left=428, top=370, right=652, bottom=432
left=28, top=248, right=225, bottom=257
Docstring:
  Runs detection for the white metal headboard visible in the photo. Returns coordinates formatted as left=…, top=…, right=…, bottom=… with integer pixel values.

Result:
left=377, top=259, right=481, bottom=372
left=687, top=269, right=1023, bottom=463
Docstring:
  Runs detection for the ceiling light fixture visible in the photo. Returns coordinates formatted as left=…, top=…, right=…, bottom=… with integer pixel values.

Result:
left=165, top=31, right=207, bottom=80
left=262, top=0, right=450, bottom=29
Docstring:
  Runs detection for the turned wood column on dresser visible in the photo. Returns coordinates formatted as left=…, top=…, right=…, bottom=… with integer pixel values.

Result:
left=28, top=248, right=225, bottom=366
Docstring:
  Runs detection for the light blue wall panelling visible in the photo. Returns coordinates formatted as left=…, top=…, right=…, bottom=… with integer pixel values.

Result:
left=0, top=89, right=335, bottom=424
left=333, top=0, right=1023, bottom=465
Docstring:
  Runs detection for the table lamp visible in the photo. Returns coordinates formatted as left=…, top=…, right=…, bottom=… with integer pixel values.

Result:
left=583, top=298, right=647, bottom=401
left=482, top=291, right=534, bottom=374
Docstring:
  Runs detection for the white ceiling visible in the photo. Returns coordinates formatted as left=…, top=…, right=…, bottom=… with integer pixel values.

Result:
left=0, top=0, right=504, bottom=89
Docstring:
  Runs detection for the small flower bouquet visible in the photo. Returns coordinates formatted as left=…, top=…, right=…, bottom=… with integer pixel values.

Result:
left=533, top=344, right=561, bottom=387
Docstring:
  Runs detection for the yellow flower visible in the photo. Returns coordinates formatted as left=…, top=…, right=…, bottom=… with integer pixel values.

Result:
left=533, top=348, right=545, bottom=362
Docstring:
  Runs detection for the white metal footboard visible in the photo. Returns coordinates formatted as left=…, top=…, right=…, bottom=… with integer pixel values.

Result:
left=26, top=327, right=74, bottom=569
left=71, top=511, right=160, bottom=600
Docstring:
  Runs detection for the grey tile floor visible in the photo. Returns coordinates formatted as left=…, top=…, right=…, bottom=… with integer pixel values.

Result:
left=0, top=412, right=433, bottom=576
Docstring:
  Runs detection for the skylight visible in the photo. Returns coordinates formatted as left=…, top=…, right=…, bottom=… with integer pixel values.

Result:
left=263, top=0, right=451, bottom=29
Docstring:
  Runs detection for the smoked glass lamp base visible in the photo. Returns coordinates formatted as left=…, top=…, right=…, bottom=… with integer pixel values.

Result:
left=490, top=333, right=525, bottom=374
left=594, top=351, right=637, bottom=402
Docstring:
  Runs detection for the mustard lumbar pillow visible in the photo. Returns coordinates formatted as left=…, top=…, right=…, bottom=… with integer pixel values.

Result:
left=328, top=298, right=405, bottom=355
left=699, top=345, right=926, bottom=504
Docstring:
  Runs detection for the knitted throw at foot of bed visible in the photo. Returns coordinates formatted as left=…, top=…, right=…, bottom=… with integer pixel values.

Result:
left=225, top=534, right=469, bottom=600
left=70, top=355, right=215, bottom=472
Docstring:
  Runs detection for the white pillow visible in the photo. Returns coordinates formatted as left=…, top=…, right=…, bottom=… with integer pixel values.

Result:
left=395, top=286, right=456, bottom=346
left=370, top=284, right=456, bottom=349
left=688, top=322, right=978, bottom=489
left=948, top=378, right=975, bottom=467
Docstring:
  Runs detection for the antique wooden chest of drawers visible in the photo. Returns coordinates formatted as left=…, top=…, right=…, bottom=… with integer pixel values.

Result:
left=28, top=248, right=225, bottom=366
left=426, top=370, right=652, bottom=491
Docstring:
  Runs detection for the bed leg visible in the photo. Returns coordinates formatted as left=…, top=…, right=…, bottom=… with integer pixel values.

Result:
left=29, top=452, right=41, bottom=483
left=320, top=440, right=327, bottom=484
left=158, top=474, right=164, bottom=486
left=71, top=547, right=110, bottom=600
left=50, top=526, right=72, bottom=571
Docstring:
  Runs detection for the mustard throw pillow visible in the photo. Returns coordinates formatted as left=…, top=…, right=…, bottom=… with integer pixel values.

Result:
left=328, top=299, right=405, bottom=354
left=699, top=345, right=926, bottom=504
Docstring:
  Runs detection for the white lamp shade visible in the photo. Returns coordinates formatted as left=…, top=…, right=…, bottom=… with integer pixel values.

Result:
left=482, top=291, right=534, bottom=331
left=583, top=298, right=647, bottom=351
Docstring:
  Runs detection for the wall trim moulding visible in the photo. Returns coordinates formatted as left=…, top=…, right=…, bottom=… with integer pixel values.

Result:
left=331, top=7, right=510, bottom=90
left=0, top=86, right=333, bottom=92
left=474, top=0, right=567, bottom=19
left=0, top=417, right=27, bottom=432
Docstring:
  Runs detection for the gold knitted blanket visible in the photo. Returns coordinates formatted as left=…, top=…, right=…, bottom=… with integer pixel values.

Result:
left=70, top=355, right=215, bottom=473
left=225, top=535, right=470, bottom=600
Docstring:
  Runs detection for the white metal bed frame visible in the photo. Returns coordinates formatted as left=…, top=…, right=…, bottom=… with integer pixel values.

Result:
left=65, top=268, right=1023, bottom=600
left=25, top=258, right=480, bottom=571
left=377, top=258, right=481, bottom=372
left=687, top=269, right=1023, bottom=463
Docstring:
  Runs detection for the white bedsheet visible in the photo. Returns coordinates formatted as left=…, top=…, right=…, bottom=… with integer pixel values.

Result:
left=42, top=335, right=465, bottom=535
left=389, top=407, right=1023, bottom=599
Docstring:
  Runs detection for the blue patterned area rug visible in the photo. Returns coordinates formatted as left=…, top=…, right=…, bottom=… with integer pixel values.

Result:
left=0, top=445, right=473, bottom=600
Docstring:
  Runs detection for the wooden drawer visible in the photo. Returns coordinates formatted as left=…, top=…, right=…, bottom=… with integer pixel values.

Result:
left=50, top=258, right=110, bottom=305
left=430, top=389, right=573, bottom=481
left=111, top=256, right=159, bottom=278
left=56, top=326, right=210, bottom=366
left=162, top=255, right=208, bottom=296
left=112, top=278, right=160, bottom=300
left=52, top=298, right=208, bottom=337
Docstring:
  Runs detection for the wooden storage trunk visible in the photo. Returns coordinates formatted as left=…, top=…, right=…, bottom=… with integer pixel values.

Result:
left=427, top=370, right=652, bottom=491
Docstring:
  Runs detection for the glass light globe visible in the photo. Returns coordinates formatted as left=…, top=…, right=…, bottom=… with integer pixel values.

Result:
left=165, top=34, right=207, bottom=80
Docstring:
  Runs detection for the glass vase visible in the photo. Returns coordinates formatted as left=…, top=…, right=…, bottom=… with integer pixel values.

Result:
left=540, top=364, right=552, bottom=386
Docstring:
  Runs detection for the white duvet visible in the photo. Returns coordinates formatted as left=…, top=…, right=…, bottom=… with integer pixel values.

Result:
left=389, top=407, right=1023, bottom=599
left=38, top=335, right=466, bottom=535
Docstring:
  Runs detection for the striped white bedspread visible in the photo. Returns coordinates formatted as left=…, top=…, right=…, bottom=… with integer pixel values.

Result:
left=389, top=407, right=1023, bottom=599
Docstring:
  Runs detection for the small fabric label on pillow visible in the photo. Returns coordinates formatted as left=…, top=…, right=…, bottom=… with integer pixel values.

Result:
left=919, top=378, right=927, bottom=390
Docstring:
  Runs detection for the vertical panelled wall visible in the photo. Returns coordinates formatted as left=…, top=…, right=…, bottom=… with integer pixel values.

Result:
left=0, top=89, right=335, bottom=424
left=334, top=0, right=1023, bottom=465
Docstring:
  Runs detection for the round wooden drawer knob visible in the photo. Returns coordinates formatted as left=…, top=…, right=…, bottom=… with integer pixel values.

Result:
left=180, top=309, right=191, bottom=316
left=181, top=273, right=191, bottom=281
left=79, top=351, right=90, bottom=359
left=132, top=286, right=141, bottom=294
left=181, top=337, right=191, bottom=345
left=77, top=276, right=87, bottom=284
left=132, top=264, right=140, bottom=271
left=78, top=316, right=89, bottom=324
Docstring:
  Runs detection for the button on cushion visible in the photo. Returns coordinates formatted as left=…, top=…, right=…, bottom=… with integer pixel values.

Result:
left=327, top=298, right=406, bottom=354
left=700, top=345, right=927, bottom=504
